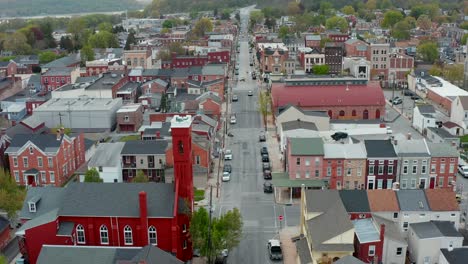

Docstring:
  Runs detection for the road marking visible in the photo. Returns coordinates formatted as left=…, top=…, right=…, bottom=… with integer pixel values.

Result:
left=283, top=206, right=288, bottom=227
left=273, top=203, right=277, bottom=229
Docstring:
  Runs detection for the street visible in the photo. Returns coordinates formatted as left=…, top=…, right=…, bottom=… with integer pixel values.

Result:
left=214, top=7, right=300, bottom=263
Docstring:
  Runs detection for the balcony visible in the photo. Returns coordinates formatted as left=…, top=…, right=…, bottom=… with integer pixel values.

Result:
left=123, top=162, right=136, bottom=168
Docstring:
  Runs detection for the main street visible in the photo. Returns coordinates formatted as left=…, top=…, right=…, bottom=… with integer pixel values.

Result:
left=214, top=7, right=300, bottom=263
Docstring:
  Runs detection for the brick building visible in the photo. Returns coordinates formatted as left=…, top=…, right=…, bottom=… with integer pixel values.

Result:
left=123, top=49, right=152, bottom=69
left=5, top=130, right=86, bottom=187
left=41, top=68, right=80, bottom=92
left=324, top=42, right=344, bottom=74
left=364, top=140, right=398, bottom=190
left=427, top=143, right=459, bottom=189
left=116, top=104, right=144, bottom=132
left=257, top=43, right=289, bottom=74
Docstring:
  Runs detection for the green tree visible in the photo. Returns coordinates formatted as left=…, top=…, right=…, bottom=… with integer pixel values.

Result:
left=0, top=254, right=6, bottom=264
left=462, top=34, right=468, bottom=46
left=193, top=17, right=213, bottom=37
left=163, top=20, right=174, bottom=28
left=67, top=17, right=86, bottom=48
left=97, top=22, right=113, bottom=32
left=382, top=10, right=404, bottom=28
left=313, top=64, right=329, bottom=75
left=365, top=0, right=377, bottom=11
left=341, top=5, right=355, bottom=15
left=416, top=15, right=432, bottom=30
left=250, top=10, right=264, bottom=25
left=278, top=26, right=289, bottom=40
left=443, top=64, right=464, bottom=86
left=133, top=170, right=149, bottom=183
left=320, top=37, right=333, bottom=49
left=319, top=2, right=334, bottom=16
left=428, top=64, right=443, bottom=76
left=461, top=21, right=468, bottom=30
left=38, top=51, right=57, bottom=64
left=88, top=31, right=119, bottom=48
left=287, top=2, right=301, bottom=16
left=259, top=91, right=271, bottom=129
left=0, top=169, right=26, bottom=219
left=80, top=44, right=95, bottom=64
left=417, top=41, right=439, bottom=63
left=391, top=21, right=411, bottom=40
left=3, top=32, right=32, bottom=55
left=404, top=16, right=416, bottom=29
left=124, top=31, right=137, bottom=50
left=325, top=16, right=348, bottom=32
left=84, top=168, right=103, bottom=182
left=264, top=18, right=276, bottom=30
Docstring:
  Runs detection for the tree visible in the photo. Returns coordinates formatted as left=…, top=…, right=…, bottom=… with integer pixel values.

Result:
left=365, top=0, right=377, bottom=11
left=3, top=32, right=32, bottom=55
left=382, top=10, right=404, bottom=28
left=250, top=11, right=264, bottom=25
left=133, top=170, right=149, bottom=183
left=325, top=16, right=348, bottom=33
left=0, top=169, right=26, bottom=219
left=417, top=41, right=439, bottom=63
left=404, top=16, right=416, bottom=29
left=80, top=45, right=95, bottom=64
left=84, top=168, right=103, bottom=182
left=341, top=5, right=355, bottom=15
left=97, top=22, right=113, bottom=32
left=39, top=51, right=57, bottom=64
left=88, top=31, right=119, bottom=48
left=163, top=20, right=174, bottom=29
left=124, top=31, right=137, bottom=50
left=0, top=254, right=6, bottom=264
left=428, top=64, right=443, bottom=76
left=462, top=34, right=468, bottom=46
left=391, top=21, right=411, bottom=40
left=312, top=64, right=329, bottom=75
left=278, top=26, right=289, bottom=40
left=319, top=2, right=334, bottom=16
left=193, top=18, right=213, bottom=37
left=259, top=91, right=271, bottom=129
left=264, top=18, right=276, bottom=30
left=287, top=2, right=301, bottom=16
left=416, top=15, right=432, bottom=30
left=320, top=37, right=332, bottom=49
left=443, top=64, right=464, bottom=86
left=235, top=12, right=240, bottom=21
left=60, top=36, right=74, bottom=52
left=67, top=17, right=86, bottom=47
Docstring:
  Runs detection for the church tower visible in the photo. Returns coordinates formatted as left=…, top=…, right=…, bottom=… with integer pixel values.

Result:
left=170, top=115, right=194, bottom=209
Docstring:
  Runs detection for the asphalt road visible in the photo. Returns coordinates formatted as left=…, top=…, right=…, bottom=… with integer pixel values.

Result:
left=214, top=7, right=300, bottom=264
left=1, top=236, right=19, bottom=263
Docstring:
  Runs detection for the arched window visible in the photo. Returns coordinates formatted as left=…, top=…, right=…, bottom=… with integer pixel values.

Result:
left=375, top=109, right=381, bottom=119
left=352, top=110, right=357, bottom=116
left=124, top=225, right=133, bottom=245
left=76, top=224, right=85, bottom=244
left=328, top=110, right=332, bottom=118
left=339, top=110, right=345, bottom=117
left=100, top=225, right=109, bottom=244
left=148, top=226, right=157, bottom=245
left=363, top=109, right=369, bottom=119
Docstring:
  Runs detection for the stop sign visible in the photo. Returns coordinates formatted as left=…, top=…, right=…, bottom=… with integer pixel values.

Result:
left=278, top=215, right=283, bottom=221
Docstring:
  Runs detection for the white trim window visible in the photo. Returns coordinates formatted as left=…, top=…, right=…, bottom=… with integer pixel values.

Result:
left=13, top=157, right=18, bottom=167
left=100, top=225, right=109, bottom=244
left=76, top=224, right=85, bottom=244
left=124, top=225, right=133, bottom=245
left=388, top=165, right=393, bottom=175
left=14, top=171, right=20, bottom=182
left=38, top=157, right=43, bottom=167
left=49, top=171, right=55, bottom=183
left=148, top=226, right=157, bottom=245
left=369, top=245, right=375, bottom=256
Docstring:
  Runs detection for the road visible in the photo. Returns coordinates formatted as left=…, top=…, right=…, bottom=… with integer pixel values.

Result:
left=214, top=7, right=300, bottom=264
left=1, top=236, right=19, bottom=263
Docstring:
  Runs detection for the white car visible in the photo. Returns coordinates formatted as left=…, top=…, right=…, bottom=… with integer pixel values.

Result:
left=222, top=171, right=231, bottom=181
left=230, top=115, right=237, bottom=124
left=224, top=149, right=233, bottom=160
left=458, top=165, right=468, bottom=178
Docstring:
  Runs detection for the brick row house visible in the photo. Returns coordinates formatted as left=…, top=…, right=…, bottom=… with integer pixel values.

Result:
left=5, top=130, right=86, bottom=187
left=41, top=68, right=80, bottom=92
left=364, top=140, right=398, bottom=190
left=120, top=140, right=168, bottom=182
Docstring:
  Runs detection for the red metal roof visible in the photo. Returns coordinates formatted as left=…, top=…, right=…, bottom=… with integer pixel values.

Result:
left=271, top=81, right=385, bottom=108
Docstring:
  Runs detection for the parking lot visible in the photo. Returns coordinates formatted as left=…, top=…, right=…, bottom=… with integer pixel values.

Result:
left=383, top=89, right=422, bottom=119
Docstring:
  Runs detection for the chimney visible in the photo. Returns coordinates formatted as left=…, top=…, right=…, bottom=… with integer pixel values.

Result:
left=56, top=129, right=61, bottom=141
left=156, top=130, right=161, bottom=139
left=379, top=224, right=385, bottom=242
left=451, top=141, right=457, bottom=147
left=139, top=191, right=148, bottom=244
left=406, top=133, right=411, bottom=140
left=300, top=184, right=305, bottom=233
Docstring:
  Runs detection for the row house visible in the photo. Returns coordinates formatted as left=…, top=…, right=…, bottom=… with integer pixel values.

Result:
left=116, top=104, right=144, bottom=132
left=344, top=39, right=369, bottom=57
left=304, top=34, right=321, bottom=49
left=427, top=143, right=459, bottom=189
left=164, top=51, right=230, bottom=69
left=207, top=34, right=234, bottom=48
left=85, top=59, right=124, bottom=77
left=5, top=130, right=86, bottom=187
left=389, top=53, right=414, bottom=86
left=123, top=49, right=152, bottom=69
left=128, top=68, right=173, bottom=83
left=324, top=42, right=344, bottom=74
left=0, top=60, right=18, bottom=76
left=394, top=137, right=432, bottom=190
left=257, top=43, right=289, bottom=74
left=120, top=140, right=168, bottom=182
left=364, top=140, right=398, bottom=190
left=13, top=55, right=40, bottom=74
left=41, top=67, right=80, bottom=92
left=298, top=47, right=325, bottom=73
left=368, top=43, right=390, bottom=81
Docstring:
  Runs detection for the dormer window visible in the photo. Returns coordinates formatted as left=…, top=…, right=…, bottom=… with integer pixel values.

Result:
left=29, top=202, right=36, bottom=212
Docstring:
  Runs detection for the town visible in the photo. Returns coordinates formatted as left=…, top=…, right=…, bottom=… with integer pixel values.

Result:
left=0, top=0, right=467, bottom=263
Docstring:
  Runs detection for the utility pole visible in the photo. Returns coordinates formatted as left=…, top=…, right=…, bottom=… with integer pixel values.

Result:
left=207, top=185, right=213, bottom=264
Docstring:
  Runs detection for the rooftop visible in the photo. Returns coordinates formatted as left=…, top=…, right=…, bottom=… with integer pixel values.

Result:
left=410, top=221, right=462, bottom=239
left=116, top=104, right=142, bottom=113
left=353, top=218, right=380, bottom=243
left=424, top=189, right=459, bottom=211
left=42, top=67, right=75, bottom=76
left=121, top=140, right=168, bottom=155
left=440, top=248, right=468, bottom=264
left=282, top=120, right=317, bottom=132
left=339, top=190, right=370, bottom=213
left=364, top=140, right=397, bottom=158
left=289, top=137, right=324, bottom=156
left=56, top=71, right=126, bottom=92
left=367, top=190, right=400, bottom=212
left=396, top=190, right=430, bottom=211
left=88, top=142, right=125, bottom=168
left=34, top=98, right=122, bottom=112
left=427, top=142, right=459, bottom=157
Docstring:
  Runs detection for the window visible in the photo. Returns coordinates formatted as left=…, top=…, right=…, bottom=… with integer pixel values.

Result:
left=438, top=177, right=444, bottom=187
left=449, top=164, right=455, bottom=173
left=412, top=165, right=417, bottom=174
left=345, top=181, right=350, bottom=189
left=337, top=167, right=342, bottom=176
left=315, top=157, right=320, bottom=166
left=23, top=157, right=28, bottom=168
left=387, top=179, right=393, bottom=189
left=393, top=212, right=399, bottom=219
left=13, top=157, right=18, bottom=167
left=419, top=213, right=426, bottom=218
left=396, top=247, right=403, bottom=256
left=431, top=164, right=436, bottom=173
left=124, top=116, right=129, bottom=122
left=305, top=171, right=310, bottom=178
left=296, top=172, right=300, bottom=178
left=76, top=225, right=85, bottom=244
left=29, top=146, right=33, bottom=154
left=423, top=256, right=430, bottom=264
left=50, top=172, right=55, bottom=183
left=377, top=179, right=383, bottom=189
left=451, top=213, right=456, bottom=217
left=421, top=165, right=427, bottom=174
left=48, top=157, right=53, bottom=168
left=124, top=225, right=133, bottom=245
left=315, top=170, right=320, bottom=177
left=368, top=245, right=375, bottom=256
left=388, top=166, right=393, bottom=175
left=411, top=179, right=417, bottom=189
left=38, top=157, right=43, bottom=167
left=183, top=240, right=187, bottom=249
left=41, top=171, right=46, bottom=183
left=195, top=156, right=201, bottom=165
left=296, top=158, right=300, bottom=165
left=403, top=222, right=409, bottom=231
left=403, top=166, right=408, bottom=174
left=378, top=165, right=384, bottom=175
left=401, top=180, right=407, bottom=189
left=14, top=171, right=19, bottom=182
left=368, top=166, right=374, bottom=175
left=100, top=225, right=109, bottom=244
left=327, top=167, right=331, bottom=176
left=346, top=168, right=352, bottom=176
left=305, top=159, right=310, bottom=166
left=182, top=224, right=187, bottom=233
left=448, top=177, right=454, bottom=185
left=440, top=164, right=446, bottom=173
left=148, top=226, right=157, bottom=245
left=29, top=202, right=36, bottom=212
left=357, top=167, right=362, bottom=177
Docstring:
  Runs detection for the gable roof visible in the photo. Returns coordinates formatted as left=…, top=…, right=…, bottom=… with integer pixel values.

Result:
left=334, top=255, right=366, bottom=264
left=196, top=91, right=222, bottom=104
left=424, top=189, right=459, bottom=211
left=19, top=187, right=65, bottom=220
left=410, top=221, right=462, bottom=239
left=295, top=237, right=312, bottom=264
left=277, top=105, right=329, bottom=118
left=367, top=190, right=399, bottom=212
left=130, top=245, right=183, bottom=264
left=339, top=190, right=370, bottom=213
left=282, top=120, right=317, bottom=132
left=457, top=96, right=468, bottom=110
left=364, top=140, right=397, bottom=158
left=394, top=138, right=430, bottom=157
left=372, top=215, right=406, bottom=243
left=43, top=53, right=80, bottom=68
left=305, top=190, right=340, bottom=213
left=396, top=190, right=430, bottom=211
left=427, top=142, right=459, bottom=157
left=416, top=104, right=435, bottom=114
left=289, top=137, right=324, bottom=156
left=5, top=134, right=66, bottom=154
left=440, top=248, right=468, bottom=264
left=121, top=140, right=168, bottom=155
left=88, top=142, right=125, bottom=167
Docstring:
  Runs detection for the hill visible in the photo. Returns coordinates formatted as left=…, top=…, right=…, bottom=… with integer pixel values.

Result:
left=0, top=0, right=144, bottom=17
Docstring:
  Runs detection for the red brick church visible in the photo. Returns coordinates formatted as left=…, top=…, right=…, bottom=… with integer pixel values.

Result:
left=15, top=115, right=195, bottom=264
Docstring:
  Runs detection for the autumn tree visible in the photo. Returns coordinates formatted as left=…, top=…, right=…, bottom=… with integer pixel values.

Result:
left=84, top=168, right=103, bottom=182
left=365, top=0, right=377, bottom=11
left=3, top=32, right=32, bottom=55
left=325, top=16, right=348, bottom=32
left=416, top=15, right=432, bottom=30
left=259, top=91, right=271, bottom=129
left=133, top=170, right=149, bottom=183
left=193, top=17, right=213, bottom=37
left=341, top=6, right=355, bottom=15
left=443, top=64, right=464, bottom=86
left=287, top=2, right=301, bottom=16
left=382, top=10, right=404, bottom=28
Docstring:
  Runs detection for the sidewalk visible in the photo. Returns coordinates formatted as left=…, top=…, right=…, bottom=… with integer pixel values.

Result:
left=279, top=226, right=300, bottom=264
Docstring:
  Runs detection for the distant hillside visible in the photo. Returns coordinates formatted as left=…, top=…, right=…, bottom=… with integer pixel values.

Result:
left=0, top=0, right=144, bottom=17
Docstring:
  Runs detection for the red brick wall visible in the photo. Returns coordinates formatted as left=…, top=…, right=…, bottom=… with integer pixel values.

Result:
left=427, top=90, right=453, bottom=114
left=0, top=226, right=10, bottom=249
left=41, top=74, right=71, bottom=91
left=432, top=156, right=458, bottom=188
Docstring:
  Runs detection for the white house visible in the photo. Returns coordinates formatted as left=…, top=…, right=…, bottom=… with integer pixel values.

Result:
left=276, top=105, right=330, bottom=136
left=373, top=215, right=408, bottom=264
left=450, top=96, right=468, bottom=132
left=87, top=142, right=125, bottom=182
left=412, top=105, right=436, bottom=134
left=408, top=221, right=463, bottom=264
left=343, top=57, right=371, bottom=80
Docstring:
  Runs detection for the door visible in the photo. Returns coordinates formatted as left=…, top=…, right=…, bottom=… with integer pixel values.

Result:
left=363, top=110, right=369, bottom=119
left=27, top=175, right=35, bottom=186
left=367, top=177, right=375, bottom=190
left=429, top=177, right=435, bottom=189
left=419, top=178, right=427, bottom=189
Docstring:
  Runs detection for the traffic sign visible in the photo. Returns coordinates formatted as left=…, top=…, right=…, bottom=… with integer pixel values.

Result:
left=278, top=215, right=283, bottom=221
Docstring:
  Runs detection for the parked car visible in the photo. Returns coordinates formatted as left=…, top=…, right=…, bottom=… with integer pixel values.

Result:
left=390, top=97, right=403, bottom=105
left=458, top=165, right=468, bottom=178
left=403, top=90, right=414, bottom=96
left=223, top=164, right=232, bottom=173
left=248, top=90, right=253, bottom=96
left=263, top=162, right=271, bottom=172
left=261, top=147, right=268, bottom=155
left=263, top=182, right=273, bottom=193
left=411, top=95, right=420, bottom=100
left=262, top=154, right=269, bottom=162
left=239, top=78, right=246, bottom=82
left=224, top=149, right=233, bottom=160
left=267, top=239, right=283, bottom=260
left=264, top=170, right=272, bottom=179
left=222, top=171, right=231, bottom=181
left=232, top=95, right=238, bottom=102
left=456, top=193, right=462, bottom=204
left=230, top=115, right=237, bottom=124
left=331, top=132, right=348, bottom=141
left=259, top=134, right=266, bottom=142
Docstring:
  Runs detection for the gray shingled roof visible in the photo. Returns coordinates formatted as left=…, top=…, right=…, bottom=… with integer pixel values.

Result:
left=364, top=140, right=397, bottom=158
left=417, top=104, right=435, bottom=114
left=339, top=190, right=370, bottom=213
left=5, top=134, right=65, bottom=154
left=427, top=142, right=459, bottom=157
left=295, top=237, right=312, bottom=264
left=131, top=245, right=183, bottom=264
left=19, top=187, right=64, bottom=220
left=121, top=140, right=168, bottom=155
left=88, top=142, right=125, bottom=167
left=433, top=221, right=463, bottom=237
left=394, top=138, right=430, bottom=157
left=282, top=120, right=317, bottom=132
left=305, top=190, right=340, bottom=213
left=334, top=256, right=366, bottom=264
left=396, top=190, right=430, bottom=211
left=290, top=137, right=324, bottom=156
left=440, top=248, right=468, bottom=264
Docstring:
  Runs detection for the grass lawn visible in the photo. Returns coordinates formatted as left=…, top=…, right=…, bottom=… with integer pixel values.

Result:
left=194, top=189, right=205, bottom=202
left=119, top=135, right=141, bottom=142
left=461, top=135, right=468, bottom=143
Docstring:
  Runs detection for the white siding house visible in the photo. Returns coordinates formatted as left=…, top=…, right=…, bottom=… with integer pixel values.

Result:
left=412, top=105, right=436, bottom=134
left=87, top=142, right=125, bottom=183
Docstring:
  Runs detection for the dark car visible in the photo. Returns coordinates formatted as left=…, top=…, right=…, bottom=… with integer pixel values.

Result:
left=223, top=164, right=232, bottom=173
left=263, top=182, right=273, bottom=193
left=249, top=62, right=253, bottom=66
left=261, top=147, right=268, bottom=155
left=263, top=162, right=271, bottom=172
left=264, top=170, right=272, bottom=179
left=411, top=95, right=420, bottom=100
left=262, top=154, right=269, bottom=162
left=331, top=132, right=348, bottom=141
left=252, top=74, right=257, bottom=80
left=403, top=90, right=414, bottom=96
left=259, top=134, right=266, bottom=142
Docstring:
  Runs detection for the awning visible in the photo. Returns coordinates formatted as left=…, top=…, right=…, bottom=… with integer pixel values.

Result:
left=271, top=172, right=325, bottom=188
